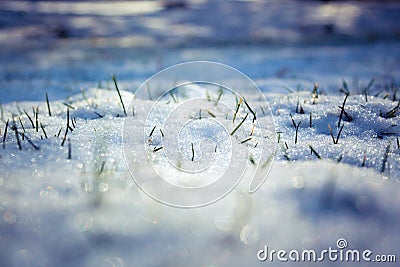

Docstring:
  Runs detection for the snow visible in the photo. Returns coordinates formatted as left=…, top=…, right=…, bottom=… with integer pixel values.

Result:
left=0, top=1, right=400, bottom=266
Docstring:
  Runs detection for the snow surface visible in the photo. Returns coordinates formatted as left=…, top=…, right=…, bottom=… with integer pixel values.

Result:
left=0, top=1, right=400, bottom=267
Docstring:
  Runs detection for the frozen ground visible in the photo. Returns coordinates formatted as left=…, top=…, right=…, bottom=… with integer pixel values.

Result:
left=0, top=1, right=400, bottom=267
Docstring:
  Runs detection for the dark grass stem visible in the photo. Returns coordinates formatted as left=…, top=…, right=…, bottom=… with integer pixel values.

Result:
left=112, top=75, right=127, bottom=117
left=12, top=120, right=21, bottom=150
left=241, top=137, right=252, bottom=144
left=40, top=123, right=48, bottom=139
left=191, top=143, right=195, bottom=161
left=381, top=144, right=390, bottom=173
left=231, top=113, right=248, bottom=136
left=35, top=107, right=39, bottom=132
left=289, top=113, right=296, bottom=128
left=149, top=126, right=156, bottom=137
left=24, top=109, right=34, bottom=128
left=46, top=93, right=52, bottom=116
left=338, top=94, right=349, bottom=128
left=153, top=146, right=163, bottom=152
left=68, top=138, right=72, bottom=159
left=3, top=119, right=9, bottom=149
left=295, top=121, right=301, bottom=144
left=309, top=145, right=322, bottom=159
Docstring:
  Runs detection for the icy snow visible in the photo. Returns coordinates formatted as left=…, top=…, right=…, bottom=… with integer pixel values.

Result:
left=0, top=0, right=400, bottom=266
left=1, top=84, right=399, bottom=266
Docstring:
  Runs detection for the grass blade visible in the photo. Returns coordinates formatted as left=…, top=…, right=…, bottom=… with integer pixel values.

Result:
left=231, top=113, right=248, bottom=136
left=112, top=74, right=127, bottom=117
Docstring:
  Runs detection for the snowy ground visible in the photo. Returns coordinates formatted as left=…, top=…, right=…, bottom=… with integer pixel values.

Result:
left=1, top=1, right=400, bottom=267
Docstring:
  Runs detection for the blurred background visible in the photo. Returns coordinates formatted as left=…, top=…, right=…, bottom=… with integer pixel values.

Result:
left=1, top=0, right=400, bottom=47
left=0, top=0, right=399, bottom=101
